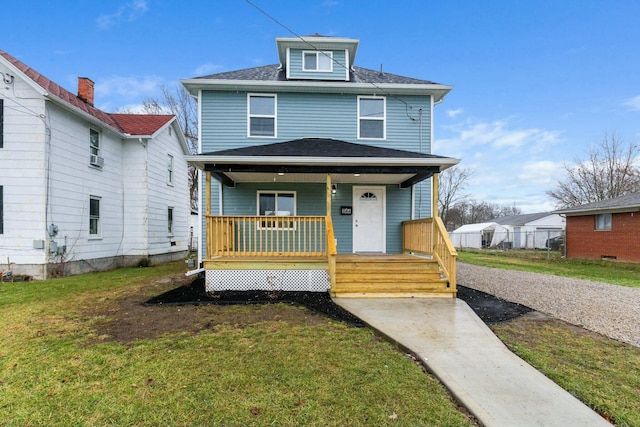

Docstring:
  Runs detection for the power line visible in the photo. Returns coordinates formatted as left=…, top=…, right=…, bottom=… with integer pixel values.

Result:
left=244, top=0, right=421, bottom=116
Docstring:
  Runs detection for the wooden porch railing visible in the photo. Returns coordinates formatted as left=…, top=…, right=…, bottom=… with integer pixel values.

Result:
left=402, top=217, right=458, bottom=289
left=206, top=215, right=329, bottom=258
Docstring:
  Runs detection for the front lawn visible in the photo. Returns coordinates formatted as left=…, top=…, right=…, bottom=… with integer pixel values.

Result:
left=0, top=262, right=474, bottom=427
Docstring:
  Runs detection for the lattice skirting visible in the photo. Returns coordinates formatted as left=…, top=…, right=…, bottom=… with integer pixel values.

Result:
left=205, top=270, right=331, bottom=293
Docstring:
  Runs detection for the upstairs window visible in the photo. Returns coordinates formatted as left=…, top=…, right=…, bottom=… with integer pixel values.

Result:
left=167, top=154, right=174, bottom=185
left=89, top=128, right=103, bottom=167
left=1, top=98, right=4, bottom=148
left=89, top=196, right=100, bottom=236
left=595, top=213, right=612, bottom=230
left=303, top=51, right=333, bottom=72
left=248, top=94, right=277, bottom=138
left=358, top=96, right=386, bottom=139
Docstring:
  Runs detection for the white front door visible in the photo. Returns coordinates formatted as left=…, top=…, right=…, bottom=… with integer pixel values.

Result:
left=352, top=186, right=386, bottom=253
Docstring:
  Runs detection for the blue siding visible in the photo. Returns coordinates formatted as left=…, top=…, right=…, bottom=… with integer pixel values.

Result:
left=201, top=92, right=432, bottom=155
left=219, top=183, right=412, bottom=254
left=200, top=90, right=435, bottom=253
left=287, top=49, right=348, bottom=81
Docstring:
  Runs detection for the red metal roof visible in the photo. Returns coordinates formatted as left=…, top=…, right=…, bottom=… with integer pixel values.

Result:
left=110, top=114, right=174, bottom=136
left=0, top=49, right=174, bottom=136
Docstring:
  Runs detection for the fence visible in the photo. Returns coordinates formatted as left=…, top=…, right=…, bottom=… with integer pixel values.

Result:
left=449, top=229, right=565, bottom=251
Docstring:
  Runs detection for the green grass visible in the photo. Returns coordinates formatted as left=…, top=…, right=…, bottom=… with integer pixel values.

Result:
left=0, top=262, right=473, bottom=427
left=458, top=249, right=640, bottom=287
left=492, top=318, right=640, bottom=427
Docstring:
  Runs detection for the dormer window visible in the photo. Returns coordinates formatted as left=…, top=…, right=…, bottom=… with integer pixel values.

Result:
left=303, top=51, right=333, bottom=72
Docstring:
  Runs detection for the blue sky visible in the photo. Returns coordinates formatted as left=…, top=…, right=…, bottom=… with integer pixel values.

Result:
left=3, top=0, right=640, bottom=213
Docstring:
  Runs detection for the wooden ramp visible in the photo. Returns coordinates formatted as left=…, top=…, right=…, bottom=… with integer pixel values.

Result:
left=332, top=254, right=455, bottom=298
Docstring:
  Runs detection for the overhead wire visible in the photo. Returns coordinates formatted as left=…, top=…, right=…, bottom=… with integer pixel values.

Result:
left=244, top=0, right=424, bottom=120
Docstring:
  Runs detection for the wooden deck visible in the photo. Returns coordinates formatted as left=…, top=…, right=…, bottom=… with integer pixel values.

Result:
left=332, top=254, right=455, bottom=298
left=203, top=253, right=456, bottom=298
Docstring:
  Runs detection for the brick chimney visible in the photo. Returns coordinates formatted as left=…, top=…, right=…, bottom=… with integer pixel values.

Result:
left=77, top=77, right=95, bottom=106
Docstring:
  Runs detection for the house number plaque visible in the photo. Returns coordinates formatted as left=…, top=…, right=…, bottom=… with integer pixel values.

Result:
left=340, top=206, right=352, bottom=215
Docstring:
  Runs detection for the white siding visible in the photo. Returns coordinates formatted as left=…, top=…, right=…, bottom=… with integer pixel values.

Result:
left=0, top=60, right=190, bottom=278
left=0, top=66, right=48, bottom=268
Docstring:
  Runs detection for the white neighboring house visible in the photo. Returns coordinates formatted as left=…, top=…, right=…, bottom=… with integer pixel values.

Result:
left=491, top=212, right=565, bottom=249
left=449, top=222, right=509, bottom=249
left=0, top=49, right=190, bottom=279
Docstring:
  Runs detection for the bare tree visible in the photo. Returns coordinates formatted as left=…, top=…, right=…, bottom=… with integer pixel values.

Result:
left=134, top=84, right=199, bottom=210
left=438, top=166, right=473, bottom=230
left=445, top=200, right=521, bottom=230
left=547, top=133, right=640, bottom=208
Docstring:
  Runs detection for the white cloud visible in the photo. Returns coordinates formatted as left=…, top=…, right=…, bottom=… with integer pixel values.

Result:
left=97, top=0, right=149, bottom=30
left=95, top=75, right=164, bottom=108
left=193, top=63, right=223, bottom=77
left=436, top=119, right=562, bottom=157
left=624, top=95, right=640, bottom=111
left=435, top=119, right=565, bottom=213
left=446, top=108, right=463, bottom=118
left=518, top=160, right=563, bottom=186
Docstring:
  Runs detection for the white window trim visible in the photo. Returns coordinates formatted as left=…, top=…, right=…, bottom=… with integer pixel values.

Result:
left=357, top=96, right=386, bottom=140
left=247, top=93, right=277, bottom=138
left=167, top=154, right=174, bottom=186
left=302, top=50, right=333, bottom=72
left=168, top=206, right=174, bottom=236
left=257, top=190, right=296, bottom=230
left=89, top=196, right=101, bottom=239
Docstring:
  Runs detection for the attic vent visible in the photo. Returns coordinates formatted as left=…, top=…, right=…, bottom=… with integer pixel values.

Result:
left=90, top=154, right=104, bottom=168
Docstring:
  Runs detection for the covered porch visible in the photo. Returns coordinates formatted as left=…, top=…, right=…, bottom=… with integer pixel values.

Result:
left=187, top=138, right=459, bottom=297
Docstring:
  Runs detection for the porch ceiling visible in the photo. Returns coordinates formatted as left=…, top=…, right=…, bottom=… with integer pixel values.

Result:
left=223, top=171, right=417, bottom=185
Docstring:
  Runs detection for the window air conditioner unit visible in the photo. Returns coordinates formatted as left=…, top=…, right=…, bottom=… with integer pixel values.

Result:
left=90, top=154, right=104, bottom=167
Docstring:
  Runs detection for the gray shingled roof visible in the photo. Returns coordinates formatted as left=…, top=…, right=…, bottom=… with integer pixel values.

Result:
left=202, top=137, right=448, bottom=159
left=194, top=64, right=439, bottom=85
left=554, top=192, right=640, bottom=215
left=490, top=212, right=555, bottom=226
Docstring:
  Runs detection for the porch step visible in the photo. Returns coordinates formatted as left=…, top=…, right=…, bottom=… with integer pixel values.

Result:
left=333, top=255, right=453, bottom=296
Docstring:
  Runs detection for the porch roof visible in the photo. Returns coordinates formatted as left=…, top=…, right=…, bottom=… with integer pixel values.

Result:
left=186, top=138, right=459, bottom=188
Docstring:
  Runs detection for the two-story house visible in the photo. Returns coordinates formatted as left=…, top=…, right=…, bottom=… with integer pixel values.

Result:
left=0, top=49, right=191, bottom=280
left=183, top=35, right=459, bottom=297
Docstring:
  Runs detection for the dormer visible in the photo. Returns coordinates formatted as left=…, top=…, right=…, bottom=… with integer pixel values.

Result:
left=276, top=35, right=359, bottom=82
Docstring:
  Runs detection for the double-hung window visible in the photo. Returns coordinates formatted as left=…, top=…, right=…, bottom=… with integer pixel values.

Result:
left=258, top=191, right=295, bottom=229
left=89, top=129, right=103, bottom=167
left=303, top=51, right=332, bottom=72
left=358, top=96, right=386, bottom=139
left=167, top=154, right=174, bottom=185
left=89, top=196, right=100, bottom=236
left=595, top=213, right=612, bottom=230
left=248, top=94, right=276, bottom=137
left=168, top=207, right=174, bottom=235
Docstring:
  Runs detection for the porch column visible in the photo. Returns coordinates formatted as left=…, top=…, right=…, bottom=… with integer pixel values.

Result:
left=432, top=173, right=439, bottom=218
left=206, top=171, right=211, bottom=216
left=326, top=173, right=332, bottom=215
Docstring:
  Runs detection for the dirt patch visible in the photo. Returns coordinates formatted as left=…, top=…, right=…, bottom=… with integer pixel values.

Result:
left=87, top=276, right=365, bottom=343
left=87, top=275, right=541, bottom=344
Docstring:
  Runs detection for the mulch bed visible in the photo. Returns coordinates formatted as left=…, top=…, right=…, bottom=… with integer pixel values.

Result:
left=146, top=277, right=533, bottom=326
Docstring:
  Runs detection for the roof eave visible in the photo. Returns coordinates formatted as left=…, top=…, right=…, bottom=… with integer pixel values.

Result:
left=44, top=94, right=124, bottom=135
left=555, top=206, right=640, bottom=216
left=185, top=154, right=459, bottom=171
left=181, top=78, right=453, bottom=101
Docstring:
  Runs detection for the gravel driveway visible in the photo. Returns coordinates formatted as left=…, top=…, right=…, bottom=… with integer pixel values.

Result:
left=457, top=263, right=640, bottom=347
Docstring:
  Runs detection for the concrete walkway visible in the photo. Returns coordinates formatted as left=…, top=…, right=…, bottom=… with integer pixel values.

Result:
left=334, top=297, right=611, bottom=427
